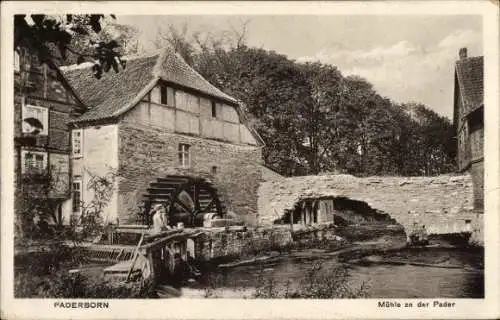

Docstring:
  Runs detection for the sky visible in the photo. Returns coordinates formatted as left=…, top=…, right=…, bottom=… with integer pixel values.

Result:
left=118, top=15, right=483, bottom=119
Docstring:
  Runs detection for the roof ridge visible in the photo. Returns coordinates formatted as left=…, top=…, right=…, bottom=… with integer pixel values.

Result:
left=60, top=50, right=162, bottom=72
left=151, top=46, right=172, bottom=77
left=60, top=61, right=94, bottom=72
left=123, top=49, right=162, bottom=61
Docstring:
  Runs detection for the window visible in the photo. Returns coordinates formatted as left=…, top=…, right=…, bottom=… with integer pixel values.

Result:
left=22, top=104, right=48, bottom=135
left=21, top=150, right=47, bottom=174
left=160, top=85, right=168, bottom=105
left=211, top=101, right=217, bottom=118
left=175, top=91, right=187, bottom=109
left=14, top=50, right=20, bottom=72
left=302, top=136, right=311, bottom=147
left=156, top=85, right=175, bottom=106
left=150, top=86, right=161, bottom=103
left=72, top=129, right=83, bottom=157
left=211, top=166, right=217, bottom=174
left=72, top=180, right=82, bottom=213
left=178, top=144, right=190, bottom=168
left=167, top=87, right=175, bottom=106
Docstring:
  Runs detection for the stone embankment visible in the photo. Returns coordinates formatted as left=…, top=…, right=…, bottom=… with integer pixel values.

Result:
left=195, top=223, right=346, bottom=262
left=258, top=174, right=482, bottom=244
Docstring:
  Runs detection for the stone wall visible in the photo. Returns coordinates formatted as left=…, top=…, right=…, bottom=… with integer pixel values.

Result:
left=258, top=174, right=481, bottom=238
left=117, top=121, right=263, bottom=224
left=193, top=224, right=345, bottom=261
left=470, top=161, right=484, bottom=211
left=195, top=226, right=293, bottom=261
left=261, top=165, right=284, bottom=181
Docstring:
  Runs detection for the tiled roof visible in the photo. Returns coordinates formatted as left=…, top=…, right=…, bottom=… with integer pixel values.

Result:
left=153, top=48, right=236, bottom=103
left=60, top=48, right=237, bottom=123
left=455, top=56, right=484, bottom=115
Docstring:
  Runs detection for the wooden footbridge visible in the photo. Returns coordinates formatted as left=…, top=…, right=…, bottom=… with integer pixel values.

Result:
left=85, top=226, right=204, bottom=283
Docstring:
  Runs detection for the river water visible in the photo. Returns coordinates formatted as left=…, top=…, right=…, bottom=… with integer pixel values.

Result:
left=179, top=247, right=484, bottom=299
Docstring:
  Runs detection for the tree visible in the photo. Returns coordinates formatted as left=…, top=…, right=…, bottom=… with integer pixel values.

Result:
left=401, top=103, right=456, bottom=175
left=66, top=22, right=140, bottom=65
left=14, top=14, right=125, bottom=78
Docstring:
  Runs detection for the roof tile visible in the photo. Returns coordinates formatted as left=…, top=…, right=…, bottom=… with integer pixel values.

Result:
left=455, top=56, right=483, bottom=114
left=61, top=48, right=237, bottom=123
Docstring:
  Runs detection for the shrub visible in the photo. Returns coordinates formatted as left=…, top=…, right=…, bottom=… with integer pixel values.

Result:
left=15, top=269, right=155, bottom=298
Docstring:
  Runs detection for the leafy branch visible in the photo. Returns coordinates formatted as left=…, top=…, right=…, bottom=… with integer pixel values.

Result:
left=14, top=14, right=126, bottom=78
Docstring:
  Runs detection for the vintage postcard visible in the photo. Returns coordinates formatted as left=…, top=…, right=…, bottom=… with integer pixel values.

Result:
left=1, top=1, right=499, bottom=319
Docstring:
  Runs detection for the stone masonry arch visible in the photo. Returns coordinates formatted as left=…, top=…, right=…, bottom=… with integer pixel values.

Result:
left=258, top=174, right=479, bottom=236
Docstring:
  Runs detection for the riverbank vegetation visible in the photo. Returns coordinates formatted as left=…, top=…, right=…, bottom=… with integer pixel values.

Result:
left=13, top=169, right=155, bottom=298
left=202, top=261, right=369, bottom=299
left=254, top=262, right=370, bottom=299
left=14, top=242, right=155, bottom=298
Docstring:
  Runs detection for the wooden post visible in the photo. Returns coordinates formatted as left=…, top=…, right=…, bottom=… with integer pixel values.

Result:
left=304, top=201, right=310, bottom=226
left=126, top=232, right=145, bottom=282
left=147, top=249, right=155, bottom=282
left=313, top=200, right=319, bottom=224
left=301, top=202, right=306, bottom=225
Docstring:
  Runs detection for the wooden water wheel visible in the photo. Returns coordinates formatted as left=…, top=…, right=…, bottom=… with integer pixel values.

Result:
left=143, top=175, right=224, bottom=227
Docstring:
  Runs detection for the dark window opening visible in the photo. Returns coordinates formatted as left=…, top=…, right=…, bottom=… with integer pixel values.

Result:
left=211, top=101, right=217, bottom=118
left=211, top=166, right=217, bottom=174
left=72, top=181, right=81, bottom=213
left=467, top=106, right=483, bottom=133
left=160, top=85, right=168, bottom=105
left=23, top=151, right=46, bottom=174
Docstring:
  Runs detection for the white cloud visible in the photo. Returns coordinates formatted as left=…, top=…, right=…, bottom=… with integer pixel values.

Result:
left=298, top=29, right=482, bottom=118
left=298, top=40, right=418, bottom=64
left=357, top=40, right=417, bottom=60
left=438, top=29, right=481, bottom=49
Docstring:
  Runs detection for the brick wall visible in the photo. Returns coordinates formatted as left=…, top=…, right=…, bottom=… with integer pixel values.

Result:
left=117, top=121, right=263, bottom=224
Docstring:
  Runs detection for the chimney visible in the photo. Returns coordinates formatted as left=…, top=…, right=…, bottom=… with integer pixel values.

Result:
left=459, top=47, right=468, bottom=60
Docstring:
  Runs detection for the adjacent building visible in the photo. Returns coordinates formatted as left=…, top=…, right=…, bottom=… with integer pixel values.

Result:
left=453, top=47, right=484, bottom=211
left=14, top=48, right=86, bottom=229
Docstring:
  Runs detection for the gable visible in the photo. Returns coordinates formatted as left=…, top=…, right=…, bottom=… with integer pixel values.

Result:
left=153, top=48, right=237, bottom=104
left=122, top=82, right=263, bottom=146
left=16, top=49, right=85, bottom=111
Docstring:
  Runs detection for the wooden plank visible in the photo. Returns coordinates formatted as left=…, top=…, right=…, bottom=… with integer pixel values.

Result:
left=126, top=232, right=145, bottom=281
left=115, top=224, right=149, bottom=229
left=201, top=199, right=215, bottom=212
left=140, top=234, right=191, bottom=250
left=115, top=228, right=153, bottom=235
